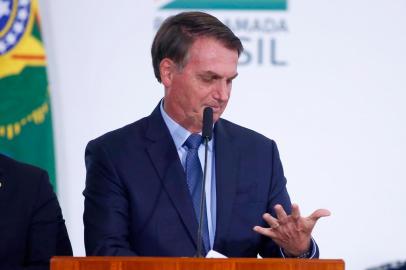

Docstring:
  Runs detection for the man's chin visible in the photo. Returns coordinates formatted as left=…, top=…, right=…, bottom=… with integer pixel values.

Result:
left=213, top=114, right=222, bottom=124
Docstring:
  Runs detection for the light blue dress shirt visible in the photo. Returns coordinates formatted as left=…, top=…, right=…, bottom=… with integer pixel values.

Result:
left=160, top=101, right=217, bottom=249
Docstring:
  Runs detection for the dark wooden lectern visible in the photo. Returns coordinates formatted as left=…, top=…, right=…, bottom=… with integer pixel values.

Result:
left=51, top=257, right=345, bottom=270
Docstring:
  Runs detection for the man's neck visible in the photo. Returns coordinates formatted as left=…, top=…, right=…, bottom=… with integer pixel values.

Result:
left=163, top=100, right=202, bottom=133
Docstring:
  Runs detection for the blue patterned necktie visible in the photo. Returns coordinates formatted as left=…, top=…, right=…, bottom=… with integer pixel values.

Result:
left=184, top=133, right=210, bottom=254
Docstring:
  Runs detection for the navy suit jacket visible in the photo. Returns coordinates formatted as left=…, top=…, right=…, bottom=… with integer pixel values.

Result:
left=84, top=104, right=319, bottom=257
left=0, top=154, right=72, bottom=270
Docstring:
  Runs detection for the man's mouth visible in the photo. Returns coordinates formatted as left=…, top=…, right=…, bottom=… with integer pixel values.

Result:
left=206, top=105, right=221, bottom=112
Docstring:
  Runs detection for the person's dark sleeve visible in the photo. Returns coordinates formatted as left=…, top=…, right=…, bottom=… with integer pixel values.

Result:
left=258, top=140, right=319, bottom=258
left=83, top=140, right=137, bottom=256
left=24, top=170, right=72, bottom=270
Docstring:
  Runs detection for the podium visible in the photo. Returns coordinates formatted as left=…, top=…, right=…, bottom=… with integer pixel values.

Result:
left=51, top=257, right=345, bottom=270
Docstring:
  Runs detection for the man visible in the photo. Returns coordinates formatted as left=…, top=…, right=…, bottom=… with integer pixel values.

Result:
left=0, top=153, right=72, bottom=269
left=83, top=11, right=330, bottom=258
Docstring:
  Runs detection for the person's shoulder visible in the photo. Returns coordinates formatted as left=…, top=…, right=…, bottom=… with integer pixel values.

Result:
left=217, top=118, right=276, bottom=145
left=88, top=115, right=150, bottom=148
left=0, top=154, right=50, bottom=202
left=0, top=153, right=46, bottom=180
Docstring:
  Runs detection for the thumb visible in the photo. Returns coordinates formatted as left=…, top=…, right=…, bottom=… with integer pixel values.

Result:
left=309, top=209, right=331, bottom=222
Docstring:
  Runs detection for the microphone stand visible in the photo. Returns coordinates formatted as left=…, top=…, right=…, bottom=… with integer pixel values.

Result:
left=195, top=107, right=212, bottom=257
left=196, top=136, right=209, bottom=257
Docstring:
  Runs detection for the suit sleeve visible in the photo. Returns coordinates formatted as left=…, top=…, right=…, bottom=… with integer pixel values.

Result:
left=83, top=140, right=138, bottom=256
left=258, top=140, right=319, bottom=258
left=25, top=170, right=73, bottom=270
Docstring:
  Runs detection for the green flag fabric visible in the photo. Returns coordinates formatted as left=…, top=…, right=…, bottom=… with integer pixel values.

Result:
left=0, top=0, right=56, bottom=189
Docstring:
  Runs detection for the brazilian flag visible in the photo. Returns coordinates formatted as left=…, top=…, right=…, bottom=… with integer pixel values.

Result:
left=0, top=0, right=56, bottom=189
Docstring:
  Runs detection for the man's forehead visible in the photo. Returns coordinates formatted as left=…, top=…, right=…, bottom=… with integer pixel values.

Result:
left=182, top=37, right=239, bottom=77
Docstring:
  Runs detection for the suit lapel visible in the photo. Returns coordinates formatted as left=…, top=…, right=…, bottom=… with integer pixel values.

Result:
left=213, top=120, right=240, bottom=250
left=145, top=104, right=199, bottom=247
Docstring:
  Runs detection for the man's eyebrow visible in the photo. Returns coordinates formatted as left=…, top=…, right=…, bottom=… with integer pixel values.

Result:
left=229, top=73, right=239, bottom=80
left=199, top=71, right=239, bottom=80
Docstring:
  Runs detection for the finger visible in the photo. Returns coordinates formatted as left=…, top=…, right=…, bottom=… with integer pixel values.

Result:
left=291, top=203, right=301, bottom=221
left=253, top=226, right=277, bottom=238
left=274, top=204, right=288, bottom=222
left=262, top=213, right=280, bottom=229
left=309, top=209, right=331, bottom=222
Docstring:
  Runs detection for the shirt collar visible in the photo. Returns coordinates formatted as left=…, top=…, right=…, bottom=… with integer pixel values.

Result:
left=160, top=99, right=214, bottom=151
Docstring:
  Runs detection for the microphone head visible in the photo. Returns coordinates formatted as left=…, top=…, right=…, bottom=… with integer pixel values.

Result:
left=202, top=107, right=213, bottom=141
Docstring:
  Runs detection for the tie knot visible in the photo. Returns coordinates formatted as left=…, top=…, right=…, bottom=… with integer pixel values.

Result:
left=184, top=133, right=203, bottom=150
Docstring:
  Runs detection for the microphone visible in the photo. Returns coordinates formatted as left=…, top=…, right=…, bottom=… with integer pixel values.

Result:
left=202, top=107, right=213, bottom=141
left=196, top=107, right=213, bottom=257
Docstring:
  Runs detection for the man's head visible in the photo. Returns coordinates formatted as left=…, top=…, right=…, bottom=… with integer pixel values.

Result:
left=151, top=12, right=243, bottom=83
left=151, top=12, right=243, bottom=132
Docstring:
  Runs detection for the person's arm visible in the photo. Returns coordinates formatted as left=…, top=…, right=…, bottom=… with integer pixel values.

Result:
left=83, top=140, right=137, bottom=256
left=254, top=141, right=330, bottom=258
left=25, top=170, right=72, bottom=270
left=256, top=140, right=292, bottom=258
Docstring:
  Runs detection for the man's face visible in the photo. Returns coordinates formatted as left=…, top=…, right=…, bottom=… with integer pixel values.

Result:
left=162, top=37, right=239, bottom=133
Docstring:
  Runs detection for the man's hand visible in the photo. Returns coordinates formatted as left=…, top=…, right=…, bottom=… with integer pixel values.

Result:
left=253, top=204, right=330, bottom=257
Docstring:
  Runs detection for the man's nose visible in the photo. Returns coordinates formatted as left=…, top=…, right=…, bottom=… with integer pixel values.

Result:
left=213, top=80, right=230, bottom=101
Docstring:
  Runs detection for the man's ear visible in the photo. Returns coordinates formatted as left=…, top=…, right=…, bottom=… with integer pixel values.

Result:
left=160, top=58, right=176, bottom=87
